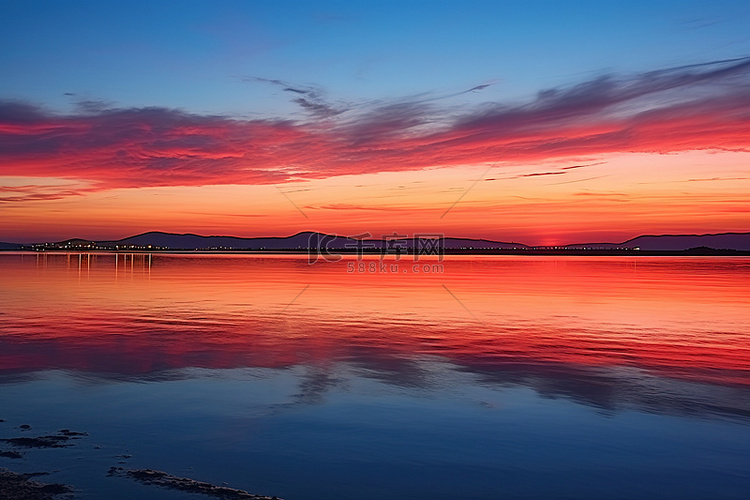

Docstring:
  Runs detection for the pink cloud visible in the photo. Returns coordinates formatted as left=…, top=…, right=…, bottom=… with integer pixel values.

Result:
left=1, top=57, right=749, bottom=200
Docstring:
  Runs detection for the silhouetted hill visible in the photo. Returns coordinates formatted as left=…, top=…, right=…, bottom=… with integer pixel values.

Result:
left=621, top=232, right=750, bottom=251
left=560, top=232, right=750, bottom=251
left=111, top=231, right=528, bottom=250
left=114, top=231, right=328, bottom=250
left=11, top=230, right=750, bottom=252
left=114, top=231, right=360, bottom=250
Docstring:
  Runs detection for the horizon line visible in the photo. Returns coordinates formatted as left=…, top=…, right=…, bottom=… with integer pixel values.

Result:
left=3, top=229, right=750, bottom=248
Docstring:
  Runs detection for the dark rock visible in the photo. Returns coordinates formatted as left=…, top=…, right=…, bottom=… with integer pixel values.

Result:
left=106, top=467, right=122, bottom=477
left=0, top=467, right=72, bottom=499
left=1, top=436, right=70, bottom=449
left=1, top=430, right=87, bottom=450
left=116, top=468, right=283, bottom=499
left=58, top=430, right=87, bottom=437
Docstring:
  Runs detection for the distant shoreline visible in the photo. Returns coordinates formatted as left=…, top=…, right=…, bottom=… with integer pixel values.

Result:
left=2, top=248, right=749, bottom=256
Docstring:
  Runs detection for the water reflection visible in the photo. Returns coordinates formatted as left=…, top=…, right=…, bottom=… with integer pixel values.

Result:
left=1, top=253, right=749, bottom=423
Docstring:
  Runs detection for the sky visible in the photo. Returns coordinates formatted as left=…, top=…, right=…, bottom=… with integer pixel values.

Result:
left=1, top=0, right=749, bottom=244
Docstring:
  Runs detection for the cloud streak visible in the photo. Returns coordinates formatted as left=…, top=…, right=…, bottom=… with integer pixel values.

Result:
left=249, top=77, right=345, bottom=118
left=1, top=57, right=750, bottom=201
left=0, top=183, right=92, bottom=203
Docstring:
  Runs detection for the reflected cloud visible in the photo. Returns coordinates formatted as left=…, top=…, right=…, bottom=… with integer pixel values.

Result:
left=460, top=362, right=750, bottom=421
left=1, top=253, right=749, bottom=422
left=2, top=343, right=748, bottom=422
left=347, top=350, right=434, bottom=389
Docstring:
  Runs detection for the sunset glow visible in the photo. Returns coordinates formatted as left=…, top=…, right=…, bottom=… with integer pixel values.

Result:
left=2, top=1, right=749, bottom=243
left=2, top=4, right=750, bottom=499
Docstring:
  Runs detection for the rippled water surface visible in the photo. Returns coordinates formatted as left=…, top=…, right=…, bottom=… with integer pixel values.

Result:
left=1, top=253, right=749, bottom=499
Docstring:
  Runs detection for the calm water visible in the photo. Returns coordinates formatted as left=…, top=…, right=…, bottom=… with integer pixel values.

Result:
left=1, top=253, right=749, bottom=499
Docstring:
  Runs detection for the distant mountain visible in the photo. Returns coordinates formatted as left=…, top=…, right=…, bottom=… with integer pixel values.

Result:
left=443, top=237, right=527, bottom=250
left=113, top=231, right=328, bottom=250
left=621, top=233, right=750, bottom=251
left=110, top=231, right=528, bottom=251
left=13, top=230, right=750, bottom=252
left=561, top=232, right=750, bottom=251
left=561, top=242, right=630, bottom=250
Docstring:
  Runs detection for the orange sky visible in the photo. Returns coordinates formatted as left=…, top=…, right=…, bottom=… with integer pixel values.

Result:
left=2, top=58, right=750, bottom=244
left=1, top=149, right=748, bottom=244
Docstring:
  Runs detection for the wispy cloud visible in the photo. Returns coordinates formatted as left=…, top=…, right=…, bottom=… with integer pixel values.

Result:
left=546, top=175, right=608, bottom=186
left=683, top=176, right=750, bottom=182
left=561, top=161, right=607, bottom=170
left=2, top=57, right=750, bottom=201
left=0, top=183, right=91, bottom=203
left=309, top=203, right=420, bottom=211
left=518, top=171, right=567, bottom=177
left=249, top=77, right=345, bottom=118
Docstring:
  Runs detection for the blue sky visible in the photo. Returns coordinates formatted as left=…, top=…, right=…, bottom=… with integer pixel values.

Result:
left=3, top=0, right=750, bottom=116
